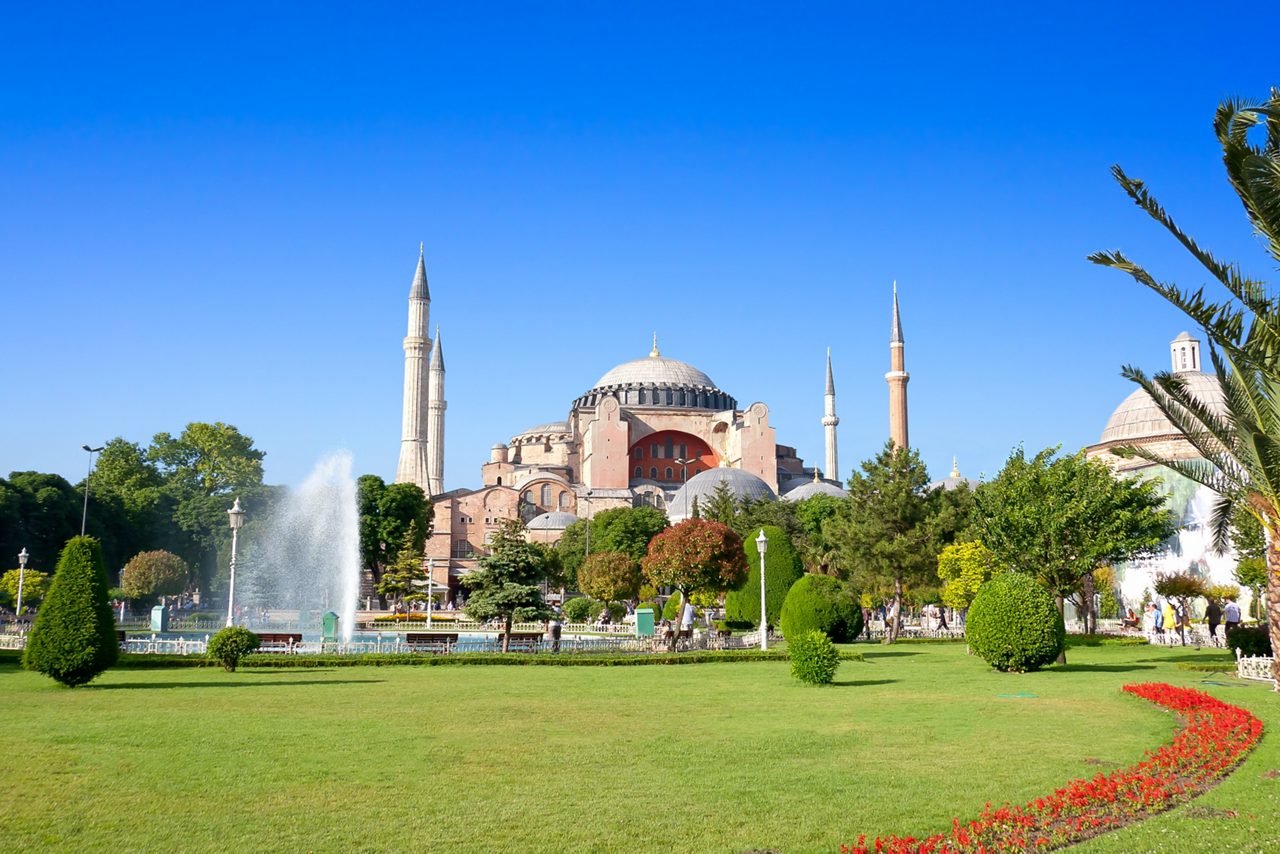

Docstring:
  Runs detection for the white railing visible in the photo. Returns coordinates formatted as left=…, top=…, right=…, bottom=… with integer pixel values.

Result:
left=121, top=634, right=210, bottom=655
left=1235, top=648, right=1276, bottom=683
left=0, top=633, right=27, bottom=650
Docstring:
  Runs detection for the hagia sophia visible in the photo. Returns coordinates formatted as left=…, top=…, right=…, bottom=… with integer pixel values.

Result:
left=391, top=247, right=912, bottom=594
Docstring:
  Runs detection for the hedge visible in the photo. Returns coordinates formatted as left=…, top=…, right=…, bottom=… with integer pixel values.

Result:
left=965, top=572, right=1065, bottom=672
left=779, top=574, right=862, bottom=643
left=725, top=524, right=804, bottom=628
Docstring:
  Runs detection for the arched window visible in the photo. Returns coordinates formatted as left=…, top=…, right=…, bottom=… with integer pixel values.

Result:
left=540, top=484, right=552, bottom=506
left=650, top=466, right=658, bottom=479
left=496, top=477, right=502, bottom=486
left=651, top=442, right=660, bottom=459
left=665, top=466, right=673, bottom=479
left=634, top=466, right=643, bottom=478
left=559, top=492, right=570, bottom=510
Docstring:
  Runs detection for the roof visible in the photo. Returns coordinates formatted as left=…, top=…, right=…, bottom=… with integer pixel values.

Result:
left=668, top=467, right=777, bottom=520
left=527, top=511, right=579, bottom=530
left=783, top=480, right=848, bottom=501
left=513, top=421, right=572, bottom=439
left=591, top=355, right=717, bottom=390
left=1099, top=372, right=1225, bottom=445
left=410, top=243, right=430, bottom=301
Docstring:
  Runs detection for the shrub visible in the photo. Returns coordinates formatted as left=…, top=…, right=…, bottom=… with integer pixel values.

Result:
left=779, top=574, right=863, bottom=643
left=789, top=630, right=840, bottom=684
left=1226, top=624, right=1272, bottom=658
left=636, top=601, right=661, bottom=619
left=725, top=524, right=804, bottom=628
left=965, top=572, right=1065, bottom=672
left=207, top=626, right=261, bottom=672
left=22, top=536, right=119, bottom=687
left=561, top=596, right=593, bottom=623
left=576, top=551, right=642, bottom=604
left=120, top=550, right=191, bottom=600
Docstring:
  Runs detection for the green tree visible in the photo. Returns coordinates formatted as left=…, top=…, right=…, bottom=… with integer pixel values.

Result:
left=791, top=492, right=847, bottom=573
left=1234, top=558, right=1267, bottom=621
left=22, top=536, right=118, bottom=687
left=936, top=540, right=1002, bottom=611
left=0, top=472, right=81, bottom=572
left=553, top=519, right=588, bottom=590
left=1089, top=89, right=1280, bottom=686
left=975, top=447, right=1173, bottom=653
left=724, top=524, right=804, bottom=628
left=590, top=507, right=669, bottom=563
left=461, top=521, right=554, bottom=652
left=376, top=520, right=429, bottom=612
left=120, top=550, right=190, bottom=601
left=822, top=442, right=944, bottom=642
left=577, top=551, right=642, bottom=606
left=641, top=519, right=746, bottom=632
left=357, top=475, right=432, bottom=607
left=701, top=481, right=739, bottom=525
left=0, top=568, right=51, bottom=613
left=1154, top=572, right=1208, bottom=646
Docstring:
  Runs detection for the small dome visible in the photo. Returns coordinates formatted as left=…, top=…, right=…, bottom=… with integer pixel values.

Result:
left=491, top=442, right=508, bottom=450
left=1099, top=373, right=1225, bottom=446
left=527, top=511, right=579, bottom=530
left=668, top=467, right=776, bottom=520
left=783, top=480, right=848, bottom=501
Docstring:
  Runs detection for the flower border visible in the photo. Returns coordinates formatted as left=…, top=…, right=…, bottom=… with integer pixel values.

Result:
left=841, top=683, right=1263, bottom=853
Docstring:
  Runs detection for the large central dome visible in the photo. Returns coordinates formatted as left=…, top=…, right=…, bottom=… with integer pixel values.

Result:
left=572, top=340, right=736, bottom=412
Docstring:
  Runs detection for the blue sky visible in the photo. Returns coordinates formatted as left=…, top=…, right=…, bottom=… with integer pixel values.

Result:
left=1, top=3, right=1275, bottom=492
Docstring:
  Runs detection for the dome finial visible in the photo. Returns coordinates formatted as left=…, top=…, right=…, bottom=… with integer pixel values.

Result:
left=951, top=456, right=960, bottom=479
left=813, top=468, right=821, bottom=482
left=650, top=332, right=660, bottom=358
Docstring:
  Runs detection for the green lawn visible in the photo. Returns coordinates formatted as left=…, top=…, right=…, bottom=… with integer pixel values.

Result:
left=1, top=643, right=1276, bottom=853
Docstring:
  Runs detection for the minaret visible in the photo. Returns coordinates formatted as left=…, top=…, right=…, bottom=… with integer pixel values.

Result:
left=395, top=243, right=431, bottom=492
left=822, top=348, right=839, bottom=481
left=426, top=325, right=446, bottom=496
left=886, top=282, right=910, bottom=449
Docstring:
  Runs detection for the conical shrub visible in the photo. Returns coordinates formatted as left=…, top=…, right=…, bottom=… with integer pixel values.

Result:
left=23, top=536, right=119, bottom=686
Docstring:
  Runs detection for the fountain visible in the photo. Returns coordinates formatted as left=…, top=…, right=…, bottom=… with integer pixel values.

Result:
left=239, top=452, right=361, bottom=642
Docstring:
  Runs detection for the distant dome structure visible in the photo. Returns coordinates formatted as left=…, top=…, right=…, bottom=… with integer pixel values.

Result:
left=527, top=511, right=578, bottom=531
left=668, top=465, right=777, bottom=521
left=783, top=470, right=848, bottom=501
left=572, top=335, right=737, bottom=411
left=1088, top=332, right=1225, bottom=473
left=927, top=458, right=979, bottom=493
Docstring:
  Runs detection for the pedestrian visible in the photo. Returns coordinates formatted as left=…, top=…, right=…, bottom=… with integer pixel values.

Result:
left=1223, top=597, right=1242, bottom=635
left=1161, top=600, right=1177, bottom=642
left=1152, top=601, right=1165, bottom=637
left=1205, top=598, right=1222, bottom=644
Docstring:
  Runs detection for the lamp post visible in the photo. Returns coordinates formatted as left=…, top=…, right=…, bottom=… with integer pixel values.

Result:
left=426, top=558, right=435, bottom=628
left=675, top=457, right=691, bottom=518
left=225, top=497, right=246, bottom=627
left=583, top=490, right=593, bottom=557
left=755, top=528, right=768, bottom=650
left=15, top=548, right=28, bottom=617
left=80, top=444, right=104, bottom=536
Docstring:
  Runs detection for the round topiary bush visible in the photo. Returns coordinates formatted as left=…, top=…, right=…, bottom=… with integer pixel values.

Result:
left=1226, top=624, right=1271, bottom=658
left=561, top=596, right=593, bottom=623
left=23, top=536, right=119, bottom=687
left=779, top=574, right=863, bottom=643
left=965, top=572, right=1065, bottom=672
left=789, top=630, right=840, bottom=685
left=207, top=626, right=261, bottom=672
left=662, top=594, right=684, bottom=622
left=725, top=525, right=804, bottom=629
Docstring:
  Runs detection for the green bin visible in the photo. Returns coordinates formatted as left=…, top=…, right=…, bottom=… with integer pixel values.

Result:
left=150, top=604, right=168, bottom=632
left=322, top=611, right=339, bottom=643
left=635, top=607, right=655, bottom=637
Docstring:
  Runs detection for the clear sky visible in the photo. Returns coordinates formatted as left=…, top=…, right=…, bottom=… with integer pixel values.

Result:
left=1, top=3, right=1275, bottom=492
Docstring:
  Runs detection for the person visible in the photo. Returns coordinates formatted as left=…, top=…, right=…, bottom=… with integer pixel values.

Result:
left=1152, top=601, right=1165, bottom=637
left=1223, top=597, right=1242, bottom=635
left=1161, top=600, right=1177, bottom=642
left=1122, top=607, right=1140, bottom=630
left=660, top=618, right=675, bottom=651
left=936, top=604, right=949, bottom=632
left=1205, top=598, right=1222, bottom=644
left=545, top=615, right=562, bottom=652
left=680, top=601, right=694, bottom=636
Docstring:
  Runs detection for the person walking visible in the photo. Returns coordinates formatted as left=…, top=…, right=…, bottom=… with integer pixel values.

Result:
left=1223, top=597, right=1242, bottom=636
left=1205, top=599, right=1223, bottom=645
left=1152, top=601, right=1165, bottom=638
left=1161, top=600, right=1177, bottom=644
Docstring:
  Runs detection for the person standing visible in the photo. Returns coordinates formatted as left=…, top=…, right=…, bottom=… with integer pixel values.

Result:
left=1223, top=597, right=1242, bottom=636
left=1161, top=600, right=1177, bottom=643
left=1205, top=598, right=1223, bottom=645
left=1153, top=601, right=1165, bottom=637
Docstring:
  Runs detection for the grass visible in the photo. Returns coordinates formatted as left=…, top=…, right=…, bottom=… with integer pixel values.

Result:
left=0, top=643, right=1275, bottom=852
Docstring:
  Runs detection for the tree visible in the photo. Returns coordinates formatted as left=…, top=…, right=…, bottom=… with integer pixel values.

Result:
left=553, top=520, right=589, bottom=590
left=641, top=519, right=747, bottom=631
left=701, top=481, right=740, bottom=525
left=120, top=550, right=190, bottom=601
left=376, top=520, right=429, bottom=612
left=724, top=524, right=804, bottom=627
left=1154, top=572, right=1208, bottom=646
left=822, top=442, right=944, bottom=642
left=1234, top=558, right=1268, bottom=621
left=1089, top=90, right=1280, bottom=685
left=577, top=551, right=642, bottom=606
left=590, top=507, right=669, bottom=563
left=462, top=521, right=554, bottom=651
left=0, top=568, right=51, bottom=612
left=975, top=447, right=1173, bottom=655
left=936, top=540, right=1002, bottom=611
left=357, top=475, right=431, bottom=607
left=791, top=493, right=847, bottom=573
left=0, top=472, right=81, bottom=573
left=22, top=536, right=118, bottom=687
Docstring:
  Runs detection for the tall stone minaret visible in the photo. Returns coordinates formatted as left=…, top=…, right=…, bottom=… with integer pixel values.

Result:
left=395, top=243, right=432, bottom=492
left=886, top=282, right=910, bottom=449
left=822, top=348, right=839, bottom=481
left=426, top=325, right=446, bottom=496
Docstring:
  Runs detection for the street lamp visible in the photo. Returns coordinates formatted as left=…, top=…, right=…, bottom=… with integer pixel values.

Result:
left=755, top=528, right=768, bottom=650
left=15, top=548, right=28, bottom=617
left=675, top=457, right=692, bottom=518
left=225, top=497, right=246, bottom=627
left=583, top=490, right=593, bottom=557
left=80, top=444, right=104, bottom=536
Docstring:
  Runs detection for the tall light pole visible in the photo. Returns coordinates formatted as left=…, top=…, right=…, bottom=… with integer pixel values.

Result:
left=80, top=444, right=104, bottom=536
left=15, top=548, right=28, bottom=617
left=755, top=528, right=768, bottom=650
left=675, top=457, right=691, bottom=518
left=583, top=489, right=593, bottom=557
left=225, top=497, right=246, bottom=627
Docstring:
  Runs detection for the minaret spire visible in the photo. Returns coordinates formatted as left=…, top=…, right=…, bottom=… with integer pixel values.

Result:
left=822, top=347, right=839, bottom=482
left=886, top=282, right=910, bottom=449
left=426, top=325, right=447, bottom=496
left=650, top=332, right=660, bottom=358
left=396, top=244, right=432, bottom=492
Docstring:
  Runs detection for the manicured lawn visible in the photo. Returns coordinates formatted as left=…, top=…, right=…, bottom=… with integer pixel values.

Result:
left=0, top=643, right=1275, bottom=852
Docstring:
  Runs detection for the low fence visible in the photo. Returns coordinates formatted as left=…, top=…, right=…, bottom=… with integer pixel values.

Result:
left=1235, top=649, right=1276, bottom=683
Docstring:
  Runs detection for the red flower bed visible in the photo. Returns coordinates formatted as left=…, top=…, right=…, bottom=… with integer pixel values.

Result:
left=841, top=683, right=1262, bottom=853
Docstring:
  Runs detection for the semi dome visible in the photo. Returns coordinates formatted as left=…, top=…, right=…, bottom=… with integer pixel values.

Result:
left=1099, top=373, right=1225, bottom=446
left=783, top=479, right=849, bottom=501
left=527, top=511, right=578, bottom=530
left=668, top=466, right=776, bottom=520
left=572, top=339, right=736, bottom=412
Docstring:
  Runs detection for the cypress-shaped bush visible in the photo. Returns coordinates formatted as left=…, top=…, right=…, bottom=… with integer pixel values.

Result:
left=779, top=574, right=863, bottom=643
left=965, top=572, right=1065, bottom=672
left=23, top=536, right=119, bottom=687
left=725, top=524, right=804, bottom=629
left=789, top=630, right=840, bottom=684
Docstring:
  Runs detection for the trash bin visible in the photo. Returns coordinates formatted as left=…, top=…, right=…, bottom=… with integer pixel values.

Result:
left=150, top=604, right=168, bottom=632
left=635, top=607, right=655, bottom=637
left=322, top=611, right=339, bottom=643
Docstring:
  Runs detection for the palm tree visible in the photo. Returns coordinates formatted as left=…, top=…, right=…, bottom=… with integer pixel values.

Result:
left=1089, top=89, right=1280, bottom=689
